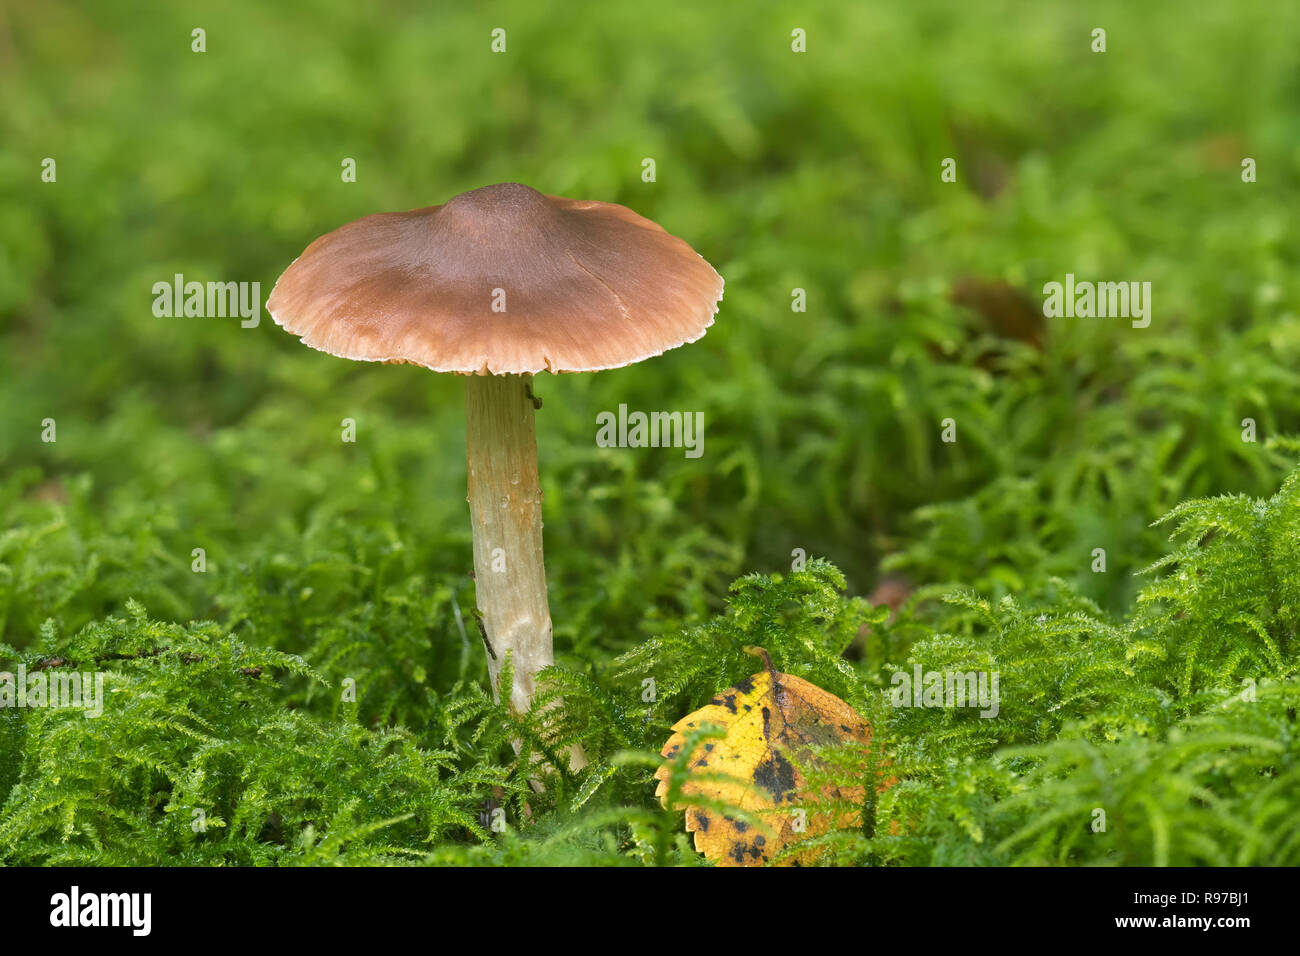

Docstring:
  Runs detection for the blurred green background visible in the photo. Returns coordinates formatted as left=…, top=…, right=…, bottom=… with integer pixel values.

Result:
left=2, top=0, right=1299, bottom=689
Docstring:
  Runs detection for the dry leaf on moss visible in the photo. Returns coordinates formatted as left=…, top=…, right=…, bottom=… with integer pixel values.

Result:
left=655, top=647, right=887, bottom=866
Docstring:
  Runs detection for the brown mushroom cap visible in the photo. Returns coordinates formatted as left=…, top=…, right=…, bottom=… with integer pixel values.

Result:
left=265, top=182, right=724, bottom=374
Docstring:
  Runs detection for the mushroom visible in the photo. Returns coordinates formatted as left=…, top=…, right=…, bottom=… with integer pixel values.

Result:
left=266, top=183, right=723, bottom=765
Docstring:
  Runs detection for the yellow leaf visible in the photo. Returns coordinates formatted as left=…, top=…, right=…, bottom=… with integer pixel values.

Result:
left=655, top=647, right=886, bottom=866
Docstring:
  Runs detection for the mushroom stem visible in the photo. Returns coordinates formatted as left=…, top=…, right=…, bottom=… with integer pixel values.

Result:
left=466, top=373, right=585, bottom=771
